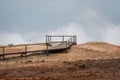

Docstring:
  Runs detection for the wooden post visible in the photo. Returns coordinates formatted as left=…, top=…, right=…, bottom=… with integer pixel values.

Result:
left=45, top=43, right=49, bottom=54
left=47, top=35, right=48, bottom=43
left=3, top=47, right=5, bottom=54
left=62, top=36, right=64, bottom=41
left=46, top=45, right=48, bottom=53
left=46, top=35, right=49, bottom=53
left=46, top=35, right=48, bottom=43
left=49, top=36, right=50, bottom=43
left=66, top=41, right=67, bottom=48
left=72, top=36, right=74, bottom=43
left=21, top=45, right=27, bottom=57
left=75, top=36, right=77, bottom=44
left=2, top=47, right=5, bottom=59
left=73, top=36, right=76, bottom=44
left=25, top=45, right=27, bottom=52
left=73, top=36, right=77, bottom=45
left=50, top=36, right=51, bottom=42
left=48, top=36, right=49, bottom=43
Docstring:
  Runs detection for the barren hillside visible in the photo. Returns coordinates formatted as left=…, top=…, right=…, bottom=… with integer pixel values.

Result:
left=68, top=42, right=120, bottom=60
left=0, top=42, right=120, bottom=80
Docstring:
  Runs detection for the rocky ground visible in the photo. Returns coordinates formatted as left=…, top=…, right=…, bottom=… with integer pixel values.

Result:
left=0, top=42, right=120, bottom=80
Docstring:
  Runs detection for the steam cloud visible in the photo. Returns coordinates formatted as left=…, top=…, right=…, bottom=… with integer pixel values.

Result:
left=49, top=9, right=120, bottom=45
left=0, top=9, right=120, bottom=45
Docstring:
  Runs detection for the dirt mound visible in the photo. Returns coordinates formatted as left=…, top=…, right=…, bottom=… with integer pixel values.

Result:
left=51, top=42, right=120, bottom=61
left=0, top=42, right=120, bottom=80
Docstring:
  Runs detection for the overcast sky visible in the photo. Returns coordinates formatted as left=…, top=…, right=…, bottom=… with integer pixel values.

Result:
left=0, top=0, right=120, bottom=45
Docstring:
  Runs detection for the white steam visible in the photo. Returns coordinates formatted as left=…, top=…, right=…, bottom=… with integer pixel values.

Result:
left=49, top=22, right=92, bottom=43
left=0, top=32, right=27, bottom=45
left=102, top=23, right=120, bottom=45
left=49, top=9, right=120, bottom=45
left=0, top=32, right=46, bottom=45
left=0, top=8, right=120, bottom=45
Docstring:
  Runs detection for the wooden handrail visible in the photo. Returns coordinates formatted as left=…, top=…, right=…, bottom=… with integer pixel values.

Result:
left=46, top=35, right=76, bottom=37
left=0, top=35, right=77, bottom=59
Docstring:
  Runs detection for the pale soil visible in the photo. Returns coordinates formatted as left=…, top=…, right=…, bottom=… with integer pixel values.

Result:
left=0, top=42, right=120, bottom=80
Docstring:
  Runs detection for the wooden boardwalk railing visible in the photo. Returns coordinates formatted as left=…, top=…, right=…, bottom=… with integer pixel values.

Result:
left=0, top=35, right=77, bottom=59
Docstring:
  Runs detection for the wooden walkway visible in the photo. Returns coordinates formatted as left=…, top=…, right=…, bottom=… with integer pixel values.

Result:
left=45, top=41, right=73, bottom=53
left=0, top=35, right=77, bottom=59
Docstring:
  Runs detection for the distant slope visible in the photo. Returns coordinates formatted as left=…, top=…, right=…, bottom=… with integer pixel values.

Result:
left=0, top=42, right=120, bottom=65
left=49, top=42, right=120, bottom=61
left=66, top=42, right=120, bottom=60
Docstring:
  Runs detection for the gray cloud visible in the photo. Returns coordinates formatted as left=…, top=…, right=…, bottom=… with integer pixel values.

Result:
left=0, top=0, right=120, bottom=45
